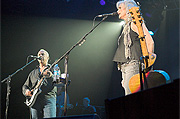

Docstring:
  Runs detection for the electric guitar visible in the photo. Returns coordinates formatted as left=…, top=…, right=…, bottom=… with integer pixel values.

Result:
left=25, top=77, right=46, bottom=107
left=128, top=7, right=169, bottom=93
left=25, top=67, right=51, bottom=107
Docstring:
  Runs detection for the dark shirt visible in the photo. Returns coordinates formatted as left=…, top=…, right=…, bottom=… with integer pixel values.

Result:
left=113, top=27, right=142, bottom=63
left=22, top=67, right=57, bottom=100
left=81, top=105, right=96, bottom=114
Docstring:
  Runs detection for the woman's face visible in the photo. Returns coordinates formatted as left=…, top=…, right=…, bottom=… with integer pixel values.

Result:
left=117, top=3, right=127, bottom=20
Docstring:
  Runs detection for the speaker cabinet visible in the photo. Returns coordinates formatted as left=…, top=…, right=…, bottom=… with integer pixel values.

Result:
left=105, top=79, right=179, bottom=119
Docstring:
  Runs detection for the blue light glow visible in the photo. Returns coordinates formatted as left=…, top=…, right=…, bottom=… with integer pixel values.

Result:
left=149, top=31, right=154, bottom=36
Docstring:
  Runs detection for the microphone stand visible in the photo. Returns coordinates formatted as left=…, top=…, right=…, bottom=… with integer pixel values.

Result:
left=1, top=58, right=38, bottom=119
left=49, top=16, right=108, bottom=116
left=63, top=55, right=68, bottom=116
left=139, top=56, right=149, bottom=91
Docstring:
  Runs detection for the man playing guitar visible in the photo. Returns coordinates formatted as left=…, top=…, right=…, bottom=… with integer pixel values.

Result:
left=22, top=49, right=57, bottom=118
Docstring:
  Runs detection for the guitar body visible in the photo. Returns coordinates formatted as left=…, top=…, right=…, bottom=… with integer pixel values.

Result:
left=129, top=70, right=170, bottom=93
left=25, top=88, right=42, bottom=107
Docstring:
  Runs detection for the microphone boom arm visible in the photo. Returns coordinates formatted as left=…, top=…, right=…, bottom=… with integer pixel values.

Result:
left=48, top=15, right=109, bottom=69
left=48, top=16, right=109, bottom=116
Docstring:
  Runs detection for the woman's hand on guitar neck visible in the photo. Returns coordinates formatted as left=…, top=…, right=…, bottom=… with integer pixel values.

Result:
left=149, top=52, right=156, bottom=59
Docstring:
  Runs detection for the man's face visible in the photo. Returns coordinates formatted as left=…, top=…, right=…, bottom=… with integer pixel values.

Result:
left=37, top=49, right=49, bottom=65
left=117, top=3, right=127, bottom=20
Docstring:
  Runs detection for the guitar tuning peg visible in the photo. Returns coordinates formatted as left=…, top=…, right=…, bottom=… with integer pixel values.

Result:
left=139, top=19, right=143, bottom=23
left=136, top=10, right=140, bottom=13
left=132, top=20, right=136, bottom=24
left=129, top=11, right=133, bottom=15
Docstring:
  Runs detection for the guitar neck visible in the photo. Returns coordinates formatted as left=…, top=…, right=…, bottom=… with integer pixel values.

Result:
left=35, top=77, right=45, bottom=89
left=138, top=27, right=149, bottom=57
left=129, top=7, right=156, bottom=69
left=35, top=66, right=50, bottom=89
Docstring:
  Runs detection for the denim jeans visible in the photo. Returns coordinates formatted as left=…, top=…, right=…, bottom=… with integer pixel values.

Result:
left=31, top=97, right=56, bottom=119
left=121, top=60, right=139, bottom=95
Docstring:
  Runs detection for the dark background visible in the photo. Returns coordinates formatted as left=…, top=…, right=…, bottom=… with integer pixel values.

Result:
left=1, top=0, right=179, bottom=119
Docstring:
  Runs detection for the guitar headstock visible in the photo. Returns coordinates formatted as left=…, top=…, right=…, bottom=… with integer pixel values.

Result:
left=129, top=7, right=144, bottom=38
left=129, top=7, right=143, bottom=28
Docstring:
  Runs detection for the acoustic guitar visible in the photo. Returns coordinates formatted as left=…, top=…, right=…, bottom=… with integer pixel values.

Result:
left=128, top=7, right=170, bottom=93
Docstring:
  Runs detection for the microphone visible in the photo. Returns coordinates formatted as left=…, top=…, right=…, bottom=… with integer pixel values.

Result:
left=30, top=55, right=41, bottom=60
left=97, top=12, right=118, bottom=17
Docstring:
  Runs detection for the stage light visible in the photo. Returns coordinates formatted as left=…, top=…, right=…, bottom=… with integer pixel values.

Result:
left=149, top=30, right=154, bottom=36
left=100, top=0, right=106, bottom=6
